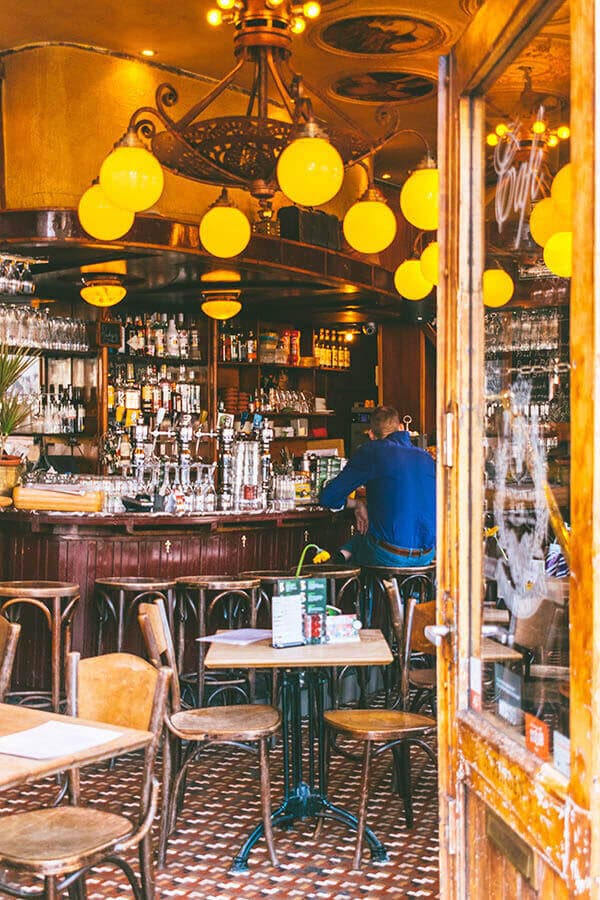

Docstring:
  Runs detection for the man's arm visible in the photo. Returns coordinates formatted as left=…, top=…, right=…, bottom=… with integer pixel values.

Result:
left=319, top=445, right=374, bottom=510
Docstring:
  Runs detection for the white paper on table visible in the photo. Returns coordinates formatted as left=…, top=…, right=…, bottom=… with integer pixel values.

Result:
left=0, top=721, right=122, bottom=759
left=196, top=628, right=272, bottom=646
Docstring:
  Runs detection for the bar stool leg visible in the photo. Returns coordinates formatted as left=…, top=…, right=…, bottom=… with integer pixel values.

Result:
left=51, top=596, right=61, bottom=713
left=258, top=737, right=279, bottom=868
left=395, top=743, right=413, bottom=828
left=353, top=739, right=373, bottom=870
left=117, top=590, right=126, bottom=652
left=197, top=588, right=206, bottom=707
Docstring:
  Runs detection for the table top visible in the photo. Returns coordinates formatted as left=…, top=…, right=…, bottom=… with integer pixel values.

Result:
left=205, top=629, right=393, bottom=669
left=483, top=607, right=510, bottom=625
left=481, top=637, right=523, bottom=663
left=0, top=703, right=152, bottom=791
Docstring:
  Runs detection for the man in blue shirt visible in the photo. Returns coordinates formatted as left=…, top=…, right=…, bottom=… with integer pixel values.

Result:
left=320, top=406, right=436, bottom=567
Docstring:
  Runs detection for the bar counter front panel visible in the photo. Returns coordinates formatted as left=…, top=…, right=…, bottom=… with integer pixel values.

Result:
left=0, top=509, right=352, bottom=693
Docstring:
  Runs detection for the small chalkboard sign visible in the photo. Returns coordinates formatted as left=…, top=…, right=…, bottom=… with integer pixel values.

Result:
left=98, top=320, right=122, bottom=348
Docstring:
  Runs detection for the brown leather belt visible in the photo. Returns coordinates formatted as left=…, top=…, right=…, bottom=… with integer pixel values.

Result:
left=372, top=537, right=433, bottom=558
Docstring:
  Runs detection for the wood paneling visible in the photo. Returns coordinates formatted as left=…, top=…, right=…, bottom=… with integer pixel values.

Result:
left=378, top=323, right=435, bottom=437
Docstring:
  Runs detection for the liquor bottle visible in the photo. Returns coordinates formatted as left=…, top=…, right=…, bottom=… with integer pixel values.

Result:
left=75, top=388, right=86, bottom=433
left=166, top=317, right=179, bottom=357
left=190, top=318, right=200, bottom=359
left=324, top=329, right=331, bottom=367
left=178, top=313, right=189, bottom=359
left=331, top=330, right=338, bottom=368
left=145, top=314, right=155, bottom=357
left=141, top=366, right=153, bottom=414
left=125, top=316, right=137, bottom=355
left=159, top=364, right=171, bottom=412
left=135, top=315, right=146, bottom=356
left=124, top=363, right=141, bottom=411
left=247, top=330, right=257, bottom=363
left=154, top=315, right=166, bottom=358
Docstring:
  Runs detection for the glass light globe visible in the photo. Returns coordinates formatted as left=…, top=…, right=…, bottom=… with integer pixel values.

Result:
left=207, top=8, right=223, bottom=25
left=99, top=146, right=164, bottom=213
left=303, top=1, right=321, bottom=18
left=277, top=137, right=344, bottom=207
left=495, top=123, right=509, bottom=137
left=394, top=260, right=433, bottom=300
left=420, top=241, right=439, bottom=285
left=201, top=297, right=242, bottom=319
left=78, top=184, right=134, bottom=241
left=557, top=125, right=570, bottom=140
left=486, top=133, right=499, bottom=147
left=544, top=231, right=572, bottom=278
left=199, top=206, right=251, bottom=258
left=532, top=120, right=547, bottom=135
left=400, top=168, right=439, bottom=231
left=529, top=197, right=565, bottom=247
left=343, top=199, right=397, bottom=254
left=290, top=16, right=306, bottom=34
left=551, top=162, right=572, bottom=219
left=483, top=269, right=514, bottom=308
left=80, top=282, right=127, bottom=307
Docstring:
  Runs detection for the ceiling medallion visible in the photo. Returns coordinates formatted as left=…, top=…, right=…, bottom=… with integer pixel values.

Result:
left=319, top=15, right=446, bottom=56
left=114, top=0, right=401, bottom=203
left=331, top=71, right=436, bottom=104
left=458, top=0, right=484, bottom=16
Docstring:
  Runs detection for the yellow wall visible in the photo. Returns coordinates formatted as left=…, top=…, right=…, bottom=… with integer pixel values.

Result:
left=2, top=44, right=365, bottom=222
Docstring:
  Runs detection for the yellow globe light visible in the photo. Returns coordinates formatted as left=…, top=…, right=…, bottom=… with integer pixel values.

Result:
left=201, top=297, right=242, bottom=320
left=495, top=123, right=509, bottom=137
left=201, top=269, right=241, bottom=285
left=483, top=269, right=514, bottom=308
left=199, top=199, right=251, bottom=259
left=277, top=136, right=344, bottom=207
left=77, top=184, right=134, bottom=241
left=532, top=120, right=546, bottom=135
left=80, top=280, right=127, bottom=308
left=100, top=145, right=164, bottom=213
left=394, top=260, right=433, bottom=301
left=400, top=167, right=439, bottom=231
left=217, top=0, right=235, bottom=8
left=557, top=125, right=570, bottom=140
left=551, top=162, right=572, bottom=219
left=420, top=241, right=439, bottom=285
left=547, top=134, right=559, bottom=148
left=303, top=1, right=321, bottom=18
left=290, top=16, right=306, bottom=34
left=486, top=133, right=499, bottom=147
left=529, top=197, right=566, bottom=247
left=342, top=195, right=397, bottom=254
left=543, top=231, right=572, bottom=278
left=207, top=8, right=223, bottom=25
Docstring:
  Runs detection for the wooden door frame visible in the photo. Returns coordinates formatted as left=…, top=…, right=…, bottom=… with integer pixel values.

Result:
left=436, top=0, right=598, bottom=895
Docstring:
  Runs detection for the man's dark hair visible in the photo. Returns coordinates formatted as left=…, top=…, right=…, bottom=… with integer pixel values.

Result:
left=370, top=405, right=400, bottom=440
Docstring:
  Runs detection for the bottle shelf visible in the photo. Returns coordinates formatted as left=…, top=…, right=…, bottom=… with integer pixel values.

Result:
left=218, top=361, right=350, bottom=373
left=3, top=346, right=96, bottom=359
left=109, top=353, right=206, bottom=367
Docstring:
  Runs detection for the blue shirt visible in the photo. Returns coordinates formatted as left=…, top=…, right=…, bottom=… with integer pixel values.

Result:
left=320, top=431, right=436, bottom=550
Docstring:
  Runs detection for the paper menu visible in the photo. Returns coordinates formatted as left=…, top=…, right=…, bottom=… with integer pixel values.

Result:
left=0, top=721, right=122, bottom=760
left=197, top=628, right=272, bottom=646
left=272, top=593, right=304, bottom=648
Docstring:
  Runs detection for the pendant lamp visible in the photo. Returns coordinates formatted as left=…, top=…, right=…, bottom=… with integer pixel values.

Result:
left=199, top=189, right=252, bottom=258
left=99, top=129, right=164, bottom=213
left=343, top=180, right=397, bottom=254
left=78, top=183, right=134, bottom=241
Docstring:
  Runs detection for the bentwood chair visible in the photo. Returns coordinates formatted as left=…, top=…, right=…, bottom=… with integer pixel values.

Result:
left=0, top=616, right=20, bottom=702
left=384, top=579, right=437, bottom=714
left=322, top=708, right=436, bottom=869
left=0, top=652, right=171, bottom=900
left=138, top=598, right=280, bottom=870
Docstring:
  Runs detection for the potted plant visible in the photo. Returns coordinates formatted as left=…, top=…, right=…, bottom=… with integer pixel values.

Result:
left=0, top=344, right=36, bottom=496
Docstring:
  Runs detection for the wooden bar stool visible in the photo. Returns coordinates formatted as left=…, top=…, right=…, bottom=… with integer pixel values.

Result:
left=94, top=577, right=176, bottom=655
left=0, top=580, right=79, bottom=712
left=322, top=709, right=436, bottom=869
left=175, top=575, right=260, bottom=706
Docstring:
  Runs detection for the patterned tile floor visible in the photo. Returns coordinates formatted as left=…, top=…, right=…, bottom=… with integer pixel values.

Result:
left=0, top=732, right=439, bottom=899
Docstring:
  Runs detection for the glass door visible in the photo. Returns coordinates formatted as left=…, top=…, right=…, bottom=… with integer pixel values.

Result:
left=436, top=0, right=596, bottom=895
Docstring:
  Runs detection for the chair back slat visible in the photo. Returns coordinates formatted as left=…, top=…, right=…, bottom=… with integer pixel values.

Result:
left=409, top=600, right=436, bottom=655
left=0, top=617, right=20, bottom=702
left=138, top=598, right=181, bottom=711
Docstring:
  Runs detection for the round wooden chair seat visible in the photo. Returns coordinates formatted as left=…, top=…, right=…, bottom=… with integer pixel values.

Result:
left=0, top=806, right=131, bottom=870
left=361, top=563, right=436, bottom=577
left=95, top=577, right=175, bottom=592
left=171, top=703, right=281, bottom=741
left=0, top=581, right=79, bottom=599
left=190, top=578, right=260, bottom=591
left=175, top=574, right=232, bottom=586
left=409, top=668, right=436, bottom=689
left=324, top=708, right=435, bottom=741
left=304, top=565, right=361, bottom=578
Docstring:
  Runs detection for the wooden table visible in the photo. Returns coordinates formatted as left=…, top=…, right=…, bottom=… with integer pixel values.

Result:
left=483, top=607, right=510, bottom=626
left=481, top=637, right=523, bottom=663
left=0, top=702, right=152, bottom=791
left=205, top=630, right=393, bottom=872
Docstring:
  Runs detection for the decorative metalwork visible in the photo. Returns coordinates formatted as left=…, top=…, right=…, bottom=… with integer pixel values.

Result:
left=123, top=0, right=401, bottom=201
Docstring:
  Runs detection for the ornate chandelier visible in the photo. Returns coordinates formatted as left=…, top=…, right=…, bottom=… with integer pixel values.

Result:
left=79, top=0, right=403, bottom=257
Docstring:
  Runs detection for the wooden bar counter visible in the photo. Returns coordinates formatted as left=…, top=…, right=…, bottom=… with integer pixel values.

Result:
left=0, top=507, right=352, bottom=694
